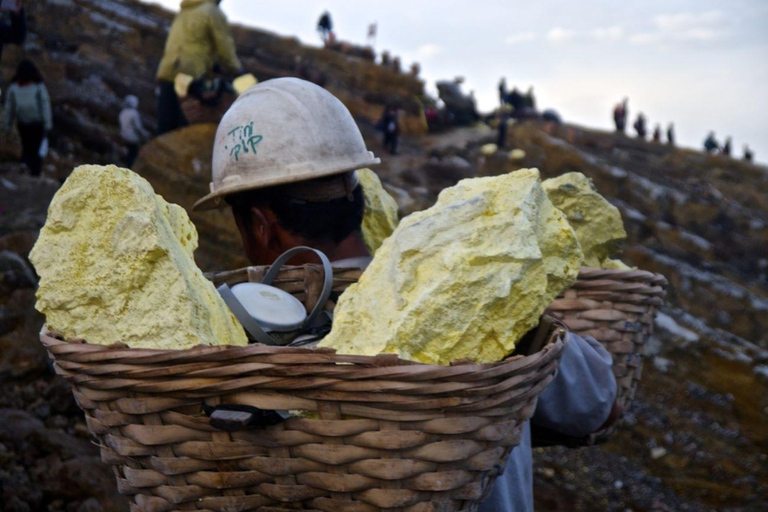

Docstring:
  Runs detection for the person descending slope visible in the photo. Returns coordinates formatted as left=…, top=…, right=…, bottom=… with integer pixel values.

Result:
left=119, top=95, right=150, bottom=167
left=155, top=0, right=242, bottom=135
left=2, top=59, right=52, bottom=176
left=194, top=77, right=619, bottom=512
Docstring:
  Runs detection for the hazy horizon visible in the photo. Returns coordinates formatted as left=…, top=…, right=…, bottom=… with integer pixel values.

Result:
left=142, top=0, right=768, bottom=164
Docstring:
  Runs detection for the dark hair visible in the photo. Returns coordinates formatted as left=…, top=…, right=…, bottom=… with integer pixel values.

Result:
left=227, top=184, right=365, bottom=244
left=12, top=59, right=43, bottom=84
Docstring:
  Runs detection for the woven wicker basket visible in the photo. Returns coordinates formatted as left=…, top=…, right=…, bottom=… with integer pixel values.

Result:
left=546, top=267, right=668, bottom=445
left=40, top=265, right=569, bottom=512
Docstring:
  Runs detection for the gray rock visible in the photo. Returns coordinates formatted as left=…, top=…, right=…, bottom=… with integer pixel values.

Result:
left=0, top=251, right=37, bottom=293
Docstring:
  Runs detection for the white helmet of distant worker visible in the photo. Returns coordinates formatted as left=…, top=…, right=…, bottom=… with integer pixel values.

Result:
left=194, top=77, right=380, bottom=211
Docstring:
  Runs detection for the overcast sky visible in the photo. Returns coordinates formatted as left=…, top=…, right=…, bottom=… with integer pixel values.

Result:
left=144, top=0, right=768, bottom=162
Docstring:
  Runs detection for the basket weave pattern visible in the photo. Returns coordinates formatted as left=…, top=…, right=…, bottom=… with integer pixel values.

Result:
left=548, top=268, right=667, bottom=442
left=40, top=267, right=568, bottom=512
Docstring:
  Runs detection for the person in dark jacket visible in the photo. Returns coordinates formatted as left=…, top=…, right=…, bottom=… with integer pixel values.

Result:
left=722, top=136, right=732, bottom=157
left=496, top=105, right=512, bottom=149
left=633, top=113, right=647, bottom=139
left=498, top=77, right=507, bottom=106
left=743, top=145, right=754, bottom=163
left=667, top=123, right=675, bottom=146
left=652, top=124, right=661, bottom=143
left=2, top=59, right=52, bottom=176
left=613, top=98, right=628, bottom=133
left=523, top=86, right=536, bottom=110
left=379, top=105, right=399, bottom=155
left=704, top=132, right=719, bottom=154
left=506, top=87, right=524, bottom=114
left=317, top=11, right=333, bottom=43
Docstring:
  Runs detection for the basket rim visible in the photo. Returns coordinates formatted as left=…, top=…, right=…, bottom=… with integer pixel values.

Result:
left=39, top=319, right=568, bottom=374
left=576, top=267, right=668, bottom=285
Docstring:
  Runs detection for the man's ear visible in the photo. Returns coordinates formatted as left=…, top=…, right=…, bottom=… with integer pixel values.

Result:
left=248, top=207, right=273, bottom=248
left=232, top=205, right=275, bottom=265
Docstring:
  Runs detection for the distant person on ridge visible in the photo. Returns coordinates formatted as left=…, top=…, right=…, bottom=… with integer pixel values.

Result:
left=498, top=77, right=507, bottom=106
left=667, top=123, right=675, bottom=146
left=155, top=0, right=242, bottom=135
left=119, top=95, right=150, bottom=167
left=703, top=132, right=719, bottom=154
left=613, top=98, right=628, bottom=133
left=2, top=59, right=52, bottom=177
left=317, top=11, right=333, bottom=44
left=379, top=105, right=400, bottom=155
left=507, top=87, right=524, bottom=114
left=0, top=0, right=26, bottom=82
left=633, top=113, right=647, bottom=139
left=652, top=124, right=661, bottom=143
left=497, top=104, right=512, bottom=149
left=743, top=145, right=754, bottom=163
left=722, top=136, right=732, bottom=157
left=523, top=86, right=536, bottom=110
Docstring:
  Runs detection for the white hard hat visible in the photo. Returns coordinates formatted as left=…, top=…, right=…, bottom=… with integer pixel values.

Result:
left=194, top=77, right=380, bottom=211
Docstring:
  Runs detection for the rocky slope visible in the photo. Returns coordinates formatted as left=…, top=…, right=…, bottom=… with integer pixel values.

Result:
left=0, top=0, right=426, bottom=184
left=1, top=1, right=767, bottom=511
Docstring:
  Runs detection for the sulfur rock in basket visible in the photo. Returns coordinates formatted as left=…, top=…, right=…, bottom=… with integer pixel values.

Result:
left=320, top=168, right=583, bottom=364
left=29, top=165, right=247, bottom=349
left=358, top=167, right=399, bottom=254
left=543, top=172, right=630, bottom=269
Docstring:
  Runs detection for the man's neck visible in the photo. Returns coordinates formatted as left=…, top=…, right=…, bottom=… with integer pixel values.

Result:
left=323, top=233, right=370, bottom=262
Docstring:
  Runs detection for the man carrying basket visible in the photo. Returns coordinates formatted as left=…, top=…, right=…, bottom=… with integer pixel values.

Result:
left=193, top=77, right=619, bottom=512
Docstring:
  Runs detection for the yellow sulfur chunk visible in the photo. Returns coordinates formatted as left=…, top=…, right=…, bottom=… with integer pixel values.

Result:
left=602, top=258, right=634, bottom=270
left=29, top=165, right=247, bottom=349
left=358, top=168, right=399, bottom=255
left=543, top=172, right=628, bottom=269
left=320, top=168, right=583, bottom=365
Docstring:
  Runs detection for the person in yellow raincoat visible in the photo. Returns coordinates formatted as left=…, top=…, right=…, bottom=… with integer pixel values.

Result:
left=156, top=0, right=242, bottom=135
